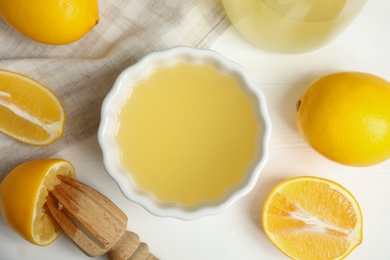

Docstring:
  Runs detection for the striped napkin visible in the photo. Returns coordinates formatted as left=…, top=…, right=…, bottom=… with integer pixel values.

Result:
left=0, top=0, right=228, bottom=178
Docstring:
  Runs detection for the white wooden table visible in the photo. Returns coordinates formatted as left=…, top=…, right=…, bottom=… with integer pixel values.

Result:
left=1, top=1, right=390, bottom=259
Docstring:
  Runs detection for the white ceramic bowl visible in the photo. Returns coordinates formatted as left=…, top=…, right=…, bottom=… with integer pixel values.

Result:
left=98, top=46, right=271, bottom=220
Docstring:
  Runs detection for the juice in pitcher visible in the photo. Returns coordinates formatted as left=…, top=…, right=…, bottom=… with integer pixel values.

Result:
left=222, top=0, right=368, bottom=53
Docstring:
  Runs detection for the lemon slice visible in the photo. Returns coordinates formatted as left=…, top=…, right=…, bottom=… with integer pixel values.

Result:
left=0, top=159, right=76, bottom=246
left=0, top=69, right=65, bottom=145
left=262, top=176, right=362, bottom=260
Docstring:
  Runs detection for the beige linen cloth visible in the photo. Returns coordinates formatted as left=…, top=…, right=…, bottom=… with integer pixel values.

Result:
left=0, top=0, right=229, bottom=179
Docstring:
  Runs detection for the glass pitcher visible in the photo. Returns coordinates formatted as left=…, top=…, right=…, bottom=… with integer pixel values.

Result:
left=222, top=0, right=368, bottom=53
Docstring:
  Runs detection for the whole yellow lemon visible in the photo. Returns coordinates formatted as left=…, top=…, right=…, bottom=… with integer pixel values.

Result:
left=297, top=72, right=390, bottom=167
left=0, top=0, right=99, bottom=45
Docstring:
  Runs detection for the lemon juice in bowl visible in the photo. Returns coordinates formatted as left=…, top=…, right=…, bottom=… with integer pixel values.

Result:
left=222, top=0, right=368, bottom=53
left=99, top=46, right=271, bottom=219
left=115, top=62, right=258, bottom=205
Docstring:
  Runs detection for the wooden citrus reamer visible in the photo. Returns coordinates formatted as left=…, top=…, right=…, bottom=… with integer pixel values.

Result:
left=45, top=175, right=158, bottom=260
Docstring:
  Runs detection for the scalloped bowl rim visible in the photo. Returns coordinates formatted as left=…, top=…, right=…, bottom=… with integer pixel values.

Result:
left=98, top=46, right=272, bottom=220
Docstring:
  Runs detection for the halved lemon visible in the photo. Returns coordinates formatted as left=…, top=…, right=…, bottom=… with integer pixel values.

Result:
left=0, top=69, right=65, bottom=145
left=262, top=176, right=362, bottom=260
left=0, top=159, right=76, bottom=246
